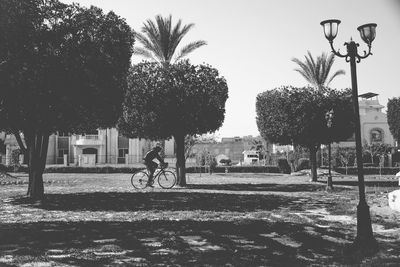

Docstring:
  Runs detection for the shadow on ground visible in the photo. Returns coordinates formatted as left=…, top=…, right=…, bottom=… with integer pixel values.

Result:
left=11, top=191, right=299, bottom=212
left=2, top=220, right=395, bottom=266
left=331, top=180, right=399, bottom=187
left=185, top=183, right=349, bottom=192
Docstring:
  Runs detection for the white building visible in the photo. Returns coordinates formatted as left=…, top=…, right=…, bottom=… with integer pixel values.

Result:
left=3, top=128, right=175, bottom=166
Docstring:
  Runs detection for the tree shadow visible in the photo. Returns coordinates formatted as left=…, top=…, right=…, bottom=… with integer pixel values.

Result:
left=185, top=183, right=346, bottom=192
left=11, top=192, right=299, bottom=212
left=331, top=180, right=399, bottom=187
left=1, top=220, right=388, bottom=266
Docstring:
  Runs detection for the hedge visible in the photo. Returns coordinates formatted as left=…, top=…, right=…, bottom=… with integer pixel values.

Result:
left=2, top=165, right=280, bottom=174
left=334, top=167, right=400, bottom=175
left=186, top=165, right=280, bottom=173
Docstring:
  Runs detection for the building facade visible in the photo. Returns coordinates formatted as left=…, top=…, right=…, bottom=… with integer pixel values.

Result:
left=3, top=128, right=175, bottom=166
left=339, top=93, right=395, bottom=147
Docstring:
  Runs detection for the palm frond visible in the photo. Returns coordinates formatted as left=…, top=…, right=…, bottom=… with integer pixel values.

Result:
left=327, top=70, right=346, bottom=85
left=135, top=15, right=204, bottom=64
left=133, top=47, right=154, bottom=60
left=293, top=51, right=345, bottom=88
left=174, top=40, right=207, bottom=62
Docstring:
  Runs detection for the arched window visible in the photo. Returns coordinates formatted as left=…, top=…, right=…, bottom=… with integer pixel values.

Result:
left=370, top=128, right=384, bottom=143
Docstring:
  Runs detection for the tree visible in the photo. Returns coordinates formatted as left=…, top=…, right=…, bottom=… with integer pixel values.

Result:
left=134, top=15, right=207, bottom=64
left=256, top=86, right=354, bottom=181
left=118, top=61, right=228, bottom=186
left=184, top=134, right=218, bottom=161
left=292, top=51, right=345, bottom=88
left=134, top=15, right=207, bottom=155
left=362, top=142, right=391, bottom=165
left=387, top=97, right=400, bottom=146
left=0, top=0, right=134, bottom=199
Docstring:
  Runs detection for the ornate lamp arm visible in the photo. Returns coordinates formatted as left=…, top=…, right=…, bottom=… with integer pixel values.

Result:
left=357, top=44, right=373, bottom=60
left=329, top=41, right=347, bottom=58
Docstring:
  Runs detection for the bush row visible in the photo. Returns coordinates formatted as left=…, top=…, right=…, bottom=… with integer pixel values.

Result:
left=334, top=167, right=400, bottom=175
left=187, top=165, right=280, bottom=173
left=3, top=165, right=281, bottom=174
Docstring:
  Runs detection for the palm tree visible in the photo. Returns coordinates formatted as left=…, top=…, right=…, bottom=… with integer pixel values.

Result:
left=134, top=15, right=206, bottom=186
left=292, top=51, right=345, bottom=88
left=134, top=15, right=207, bottom=64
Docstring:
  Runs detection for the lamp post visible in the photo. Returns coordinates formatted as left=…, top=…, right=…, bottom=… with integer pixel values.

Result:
left=320, top=19, right=378, bottom=252
left=325, top=109, right=334, bottom=191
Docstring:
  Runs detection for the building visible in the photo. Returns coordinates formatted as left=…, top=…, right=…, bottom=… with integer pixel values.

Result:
left=3, top=128, right=175, bottom=166
left=242, top=150, right=260, bottom=165
left=339, top=93, right=395, bottom=147
left=191, top=135, right=270, bottom=164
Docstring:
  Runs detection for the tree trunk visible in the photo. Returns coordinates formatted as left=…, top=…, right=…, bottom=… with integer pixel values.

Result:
left=309, top=145, right=318, bottom=182
left=174, top=133, right=186, bottom=186
left=26, top=131, right=49, bottom=200
left=13, top=130, right=29, bottom=164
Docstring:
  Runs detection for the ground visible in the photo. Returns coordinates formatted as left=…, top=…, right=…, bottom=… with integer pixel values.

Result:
left=0, top=172, right=399, bottom=266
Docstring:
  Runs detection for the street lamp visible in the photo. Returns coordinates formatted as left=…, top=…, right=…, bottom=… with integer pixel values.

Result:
left=320, top=19, right=378, bottom=252
left=325, top=109, right=334, bottom=191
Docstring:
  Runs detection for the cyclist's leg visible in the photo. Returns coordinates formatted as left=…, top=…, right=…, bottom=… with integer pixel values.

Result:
left=147, top=161, right=157, bottom=184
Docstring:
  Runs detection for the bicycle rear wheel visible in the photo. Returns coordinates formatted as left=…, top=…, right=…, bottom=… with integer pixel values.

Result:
left=158, top=170, right=176, bottom=189
left=131, top=171, right=149, bottom=189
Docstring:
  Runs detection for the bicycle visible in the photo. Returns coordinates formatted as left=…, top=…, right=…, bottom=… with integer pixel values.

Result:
left=131, top=163, right=176, bottom=189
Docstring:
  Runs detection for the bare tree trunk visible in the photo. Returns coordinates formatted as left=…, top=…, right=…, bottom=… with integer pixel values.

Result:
left=13, top=130, right=29, bottom=164
left=309, top=145, right=318, bottom=182
left=174, top=133, right=186, bottom=186
left=26, top=130, right=49, bottom=200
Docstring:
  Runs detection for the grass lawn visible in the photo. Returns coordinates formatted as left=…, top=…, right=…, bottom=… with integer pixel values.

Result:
left=0, top=172, right=399, bottom=266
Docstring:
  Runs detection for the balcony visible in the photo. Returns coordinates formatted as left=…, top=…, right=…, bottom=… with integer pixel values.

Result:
left=72, top=135, right=103, bottom=146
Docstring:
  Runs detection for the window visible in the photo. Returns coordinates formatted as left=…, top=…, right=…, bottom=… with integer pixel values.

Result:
left=118, top=148, right=129, bottom=158
left=58, top=149, right=68, bottom=158
left=370, top=128, right=384, bottom=143
left=118, top=148, right=129, bottom=164
left=58, top=131, right=69, bottom=137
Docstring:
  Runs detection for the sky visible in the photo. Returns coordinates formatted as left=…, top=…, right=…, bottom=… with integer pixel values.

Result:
left=62, top=0, right=400, bottom=138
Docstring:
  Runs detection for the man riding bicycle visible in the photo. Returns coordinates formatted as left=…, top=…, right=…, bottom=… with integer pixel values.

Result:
left=143, top=145, right=166, bottom=187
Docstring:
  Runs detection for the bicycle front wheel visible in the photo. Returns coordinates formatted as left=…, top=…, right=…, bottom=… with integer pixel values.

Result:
left=158, top=171, right=176, bottom=189
left=131, top=171, right=149, bottom=189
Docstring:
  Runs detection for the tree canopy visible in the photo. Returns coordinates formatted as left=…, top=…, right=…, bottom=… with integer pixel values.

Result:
left=118, top=60, right=228, bottom=185
left=387, top=97, right=400, bottom=144
left=256, top=86, right=354, bottom=181
left=0, top=0, right=135, bottom=199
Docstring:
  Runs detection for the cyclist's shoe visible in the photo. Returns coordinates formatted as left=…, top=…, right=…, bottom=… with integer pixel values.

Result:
left=147, top=180, right=154, bottom=187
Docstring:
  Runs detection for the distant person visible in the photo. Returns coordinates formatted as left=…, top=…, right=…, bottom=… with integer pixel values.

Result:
left=143, top=145, right=165, bottom=187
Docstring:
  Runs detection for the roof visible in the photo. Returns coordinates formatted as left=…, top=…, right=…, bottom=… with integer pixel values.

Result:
left=359, top=92, right=378, bottom=99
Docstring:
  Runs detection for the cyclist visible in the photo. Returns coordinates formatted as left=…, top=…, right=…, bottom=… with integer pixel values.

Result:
left=143, top=145, right=166, bottom=187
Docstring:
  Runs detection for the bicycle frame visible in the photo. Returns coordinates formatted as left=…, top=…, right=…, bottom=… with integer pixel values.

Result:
left=152, top=165, right=168, bottom=179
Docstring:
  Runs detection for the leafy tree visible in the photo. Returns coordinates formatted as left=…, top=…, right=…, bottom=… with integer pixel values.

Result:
left=292, top=51, right=345, bottom=88
left=332, top=146, right=356, bottom=174
left=118, top=61, right=228, bottom=186
left=184, top=134, right=218, bottom=161
left=134, top=15, right=207, bottom=64
left=134, top=15, right=207, bottom=154
left=362, top=142, right=391, bottom=165
left=0, top=0, right=134, bottom=199
left=256, top=86, right=354, bottom=181
left=387, top=97, right=400, bottom=145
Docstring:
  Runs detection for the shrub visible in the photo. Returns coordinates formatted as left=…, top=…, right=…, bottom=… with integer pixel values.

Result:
left=277, top=158, right=291, bottom=174
left=296, top=158, right=310, bottom=171
left=334, top=167, right=400, bottom=175
left=186, top=165, right=280, bottom=173
left=43, top=166, right=142, bottom=173
left=11, top=149, right=21, bottom=166
left=219, top=159, right=232, bottom=166
left=363, top=163, right=378, bottom=167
